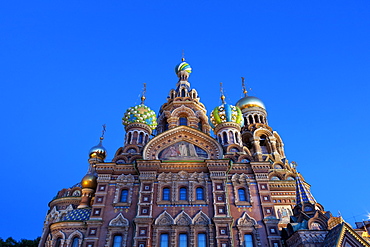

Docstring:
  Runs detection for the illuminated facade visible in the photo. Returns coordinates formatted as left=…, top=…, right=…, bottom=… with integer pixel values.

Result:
left=39, top=60, right=370, bottom=247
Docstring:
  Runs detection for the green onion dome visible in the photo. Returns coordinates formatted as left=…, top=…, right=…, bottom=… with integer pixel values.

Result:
left=209, top=103, right=244, bottom=129
left=122, top=104, right=157, bottom=130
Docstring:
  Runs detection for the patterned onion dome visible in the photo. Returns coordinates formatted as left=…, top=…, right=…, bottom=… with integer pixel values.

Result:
left=122, top=104, right=157, bottom=130
left=236, top=96, right=265, bottom=110
left=175, top=61, right=192, bottom=75
left=209, top=103, right=244, bottom=129
left=81, top=173, right=97, bottom=189
left=88, top=139, right=107, bottom=160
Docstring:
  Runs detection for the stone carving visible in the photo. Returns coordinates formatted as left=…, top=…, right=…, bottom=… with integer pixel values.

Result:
left=174, top=211, right=192, bottom=226
left=155, top=211, right=174, bottom=226
left=192, top=211, right=211, bottom=225
left=237, top=212, right=257, bottom=227
left=109, top=213, right=129, bottom=227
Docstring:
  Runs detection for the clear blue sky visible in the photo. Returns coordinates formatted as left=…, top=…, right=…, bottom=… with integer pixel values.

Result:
left=1, top=0, right=369, bottom=241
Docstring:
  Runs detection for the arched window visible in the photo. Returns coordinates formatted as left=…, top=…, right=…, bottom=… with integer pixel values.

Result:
left=286, top=176, right=295, bottom=180
left=71, top=237, right=79, bottom=247
left=179, top=117, right=187, bottom=126
left=138, top=132, right=144, bottom=144
left=197, top=233, right=207, bottom=247
left=179, top=233, right=188, bottom=247
left=160, top=233, right=169, bottom=247
left=120, top=189, right=128, bottom=202
left=222, top=132, right=228, bottom=144
left=260, top=135, right=268, bottom=154
left=271, top=176, right=280, bottom=180
left=254, top=115, right=259, bottom=123
left=248, top=115, right=253, bottom=124
left=260, top=115, right=264, bottom=123
left=179, top=187, right=187, bottom=200
left=127, top=132, right=132, bottom=144
left=181, top=89, right=186, bottom=97
left=235, top=132, right=239, bottom=144
left=196, top=187, right=204, bottom=200
left=198, top=121, right=202, bottom=131
left=112, top=235, right=122, bottom=247
left=55, top=238, right=62, bottom=247
left=162, top=188, right=170, bottom=201
left=238, top=188, right=247, bottom=201
left=244, top=234, right=254, bottom=247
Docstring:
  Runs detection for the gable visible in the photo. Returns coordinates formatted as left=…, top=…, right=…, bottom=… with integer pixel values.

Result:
left=143, top=126, right=223, bottom=160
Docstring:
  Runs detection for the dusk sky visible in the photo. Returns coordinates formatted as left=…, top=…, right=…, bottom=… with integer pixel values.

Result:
left=1, top=0, right=369, bottom=241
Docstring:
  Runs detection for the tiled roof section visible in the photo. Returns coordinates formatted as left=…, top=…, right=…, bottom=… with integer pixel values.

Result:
left=63, top=208, right=91, bottom=221
left=296, top=174, right=317, bottom=205
left=323, top=222, right=343, bottom=247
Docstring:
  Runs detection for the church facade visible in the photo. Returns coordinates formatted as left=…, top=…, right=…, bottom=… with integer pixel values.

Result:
left=39, top=60, right=370, bottom=247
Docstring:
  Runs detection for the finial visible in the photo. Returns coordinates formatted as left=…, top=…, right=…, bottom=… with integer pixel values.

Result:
left=100, top=124, right=106, bottom=141
left=241, top=77, right=248, bottom=96
left=181, top=50, right=185, bottom=61
left=141, top=83, right=147, bottom=104
left=220, top=82, right=226, bottom=104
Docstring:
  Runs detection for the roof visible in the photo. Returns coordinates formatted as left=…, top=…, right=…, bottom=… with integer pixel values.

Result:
left=63, top=208, right=91, bottom=221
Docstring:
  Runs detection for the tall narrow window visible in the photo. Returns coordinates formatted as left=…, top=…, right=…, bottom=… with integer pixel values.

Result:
left=196, top=187, right=204, bottom=200
left=238, top=188, right=247, bottom=201
left=179, top=117, right=187, bottom=126
left=160, top=233, right=169, bottom=247
left=127, top=132, right=132, bottom=144
left=55, top=238, right=62, bottom=247
left=162, top=188, right=170, bottom=201
left=179, top=187, right=187, bottom=200
left=254, top=115, right=259, bottom=123
left=120, top=189, right=128, bottom=202
left=248, top=115, right=253, bottom=124
left=244, top=234, right=253, bottom=247
left=72, top=237, right=79, bottom=247
left=197, top=233, right=206, bottom=247
left=138, top=132, right=144, bottom=144
left=260, top=135, right=268, bottom=154
left=222, top=132, right=228, bottom=144
left=181, top=89, right=186, bottom=97
left=198, top=122, right=202, bottom=131
left=179, top=233, right=188, bottom=247
left=113, top=235, right=122, bottom=247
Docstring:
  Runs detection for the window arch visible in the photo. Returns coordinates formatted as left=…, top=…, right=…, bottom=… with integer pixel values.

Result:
left=238, top=188, right=247, bottom=201
left=120, top=189, right=128, bottom=202
left=196, top=187, right=204, bottom=200
left=222, top=132, right=228, bottom=144
left=271, top=176, right=280, bottom=181
left=248, top=115, right=253, bottom=124
left=71, top=237, right=79, bottom=247
left=112, top=235, right=122, bottom=247
left=179, top=187, right=187, bottom=200
left=162, top=187, right=170, bottom=201
left=138, top=132, right=144, bottom=144
left=179, top=117, right=187, bottom=126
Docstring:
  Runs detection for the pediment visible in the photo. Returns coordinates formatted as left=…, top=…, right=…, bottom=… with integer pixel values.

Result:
left=143, top=126, right=223, bottom=160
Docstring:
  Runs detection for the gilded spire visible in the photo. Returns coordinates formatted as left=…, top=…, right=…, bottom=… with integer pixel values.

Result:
left=141, top=83, right=147, bottom=104
left=100, top=124, right=106, bottom=141
left=220, top=82, right=226, bottom=104
left=241, top=77, right=248, bottom=96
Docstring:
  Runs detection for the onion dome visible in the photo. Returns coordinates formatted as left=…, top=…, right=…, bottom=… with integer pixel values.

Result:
left=209, top=103, right=244, bottom=129
left=88, top=138, right=107, bottom=160
left=122, top=104, right=157, bottom=130
left=81, top=173, right=97, bottom=189
left=175, top=61, right=192, bottom=75
left=236, top=96, right=265, bottom=110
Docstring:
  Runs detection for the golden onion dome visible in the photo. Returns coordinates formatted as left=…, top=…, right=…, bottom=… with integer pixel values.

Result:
left=81, top=173, right=97, bottom=189
left=88, top=139, right=107, bottom=160
left=236, top=96, right=265, bottom=110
